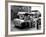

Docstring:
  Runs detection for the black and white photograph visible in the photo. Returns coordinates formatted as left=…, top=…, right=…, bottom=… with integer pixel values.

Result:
left=8, top=2, right=44, bottom=35
left=11, top=6, right=41, bottom=31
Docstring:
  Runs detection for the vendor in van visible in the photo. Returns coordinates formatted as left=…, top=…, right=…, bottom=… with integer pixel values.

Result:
left=24, top=13, right=30, bottom=21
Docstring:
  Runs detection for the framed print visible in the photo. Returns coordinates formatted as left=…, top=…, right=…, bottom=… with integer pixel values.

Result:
left=8, top=1, right=45, bottom=35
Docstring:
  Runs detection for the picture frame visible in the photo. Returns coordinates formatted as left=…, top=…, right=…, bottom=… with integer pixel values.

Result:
left=5, top=1, right=45, bottom=36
